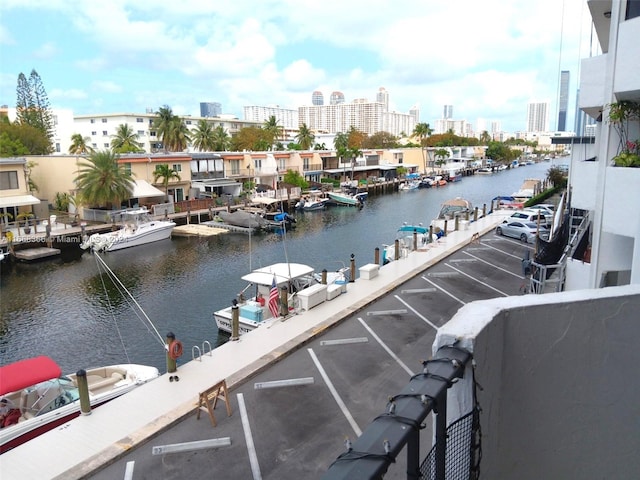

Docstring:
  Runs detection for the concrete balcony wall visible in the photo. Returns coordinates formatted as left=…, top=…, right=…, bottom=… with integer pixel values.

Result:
left=614, top=17, right=640, bottom=97
left=568, top=158, right=599, bottom=211
left=435, top=285, right=640, bottom=479
left=565, top=259, right=592, bottom=290
left=579, top=55, right=607, bottom=118
left=597, top=230, right=635, bottom=275
left=602, top=166, right=640, bottom=236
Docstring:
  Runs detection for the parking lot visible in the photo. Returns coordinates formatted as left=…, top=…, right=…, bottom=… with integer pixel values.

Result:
left=90, top=230, right=535, bottom=480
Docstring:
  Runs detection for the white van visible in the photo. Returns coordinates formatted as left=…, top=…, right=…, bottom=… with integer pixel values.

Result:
left=505, top=209, right=551, bottom=226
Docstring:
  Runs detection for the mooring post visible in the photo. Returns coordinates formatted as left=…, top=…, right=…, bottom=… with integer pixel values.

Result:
left=455, top=215, right=459, bottom=231
left=349, top=254, right=355, bottom=282
left=483, top=203, right=487, bottom=216
left=76, top=369, right=91, bottom=415
left=321, top=269, right=327, bottom=284
left=429, top=225, right=434, bottom=243
left=374, top=247, right=380, bottom=265
left=394, top=239, right=400, bottom=260
left=279, top=286, right=288, bottom=314
left=474, top=207, right=478, bottom=222
left=443, top=220, right=448, bottom=236
left=231, top=302, right=239, bottom=341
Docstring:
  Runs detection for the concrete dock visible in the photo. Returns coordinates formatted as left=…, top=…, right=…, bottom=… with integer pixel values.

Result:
left=0, top=210, right=526, bottom=479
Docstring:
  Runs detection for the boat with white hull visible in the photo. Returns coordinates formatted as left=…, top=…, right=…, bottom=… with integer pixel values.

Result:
left=214, top=262, right=324, bottom=336
left=81, top=208, right=175, bottom=252
left=0, top=356, right=159, bottom=454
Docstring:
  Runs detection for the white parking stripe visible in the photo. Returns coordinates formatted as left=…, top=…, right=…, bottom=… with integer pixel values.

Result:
left=394, top=295, right=440, bottom=330
left=308, top=348, right=362, bottom=436
left=237, top=393, right=262, bottom=480
left=462, top=251, right=524, bottom=278
left=480, top=239, right=535, bottom=259
left=357, top=317, right=414, bottom=376
left=445, top=263, right=510, bottom=296
left=420, top=277, right=467, bottom=306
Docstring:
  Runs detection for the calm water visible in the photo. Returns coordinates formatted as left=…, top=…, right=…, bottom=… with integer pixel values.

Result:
left=0, top=162, right=554, bottom=373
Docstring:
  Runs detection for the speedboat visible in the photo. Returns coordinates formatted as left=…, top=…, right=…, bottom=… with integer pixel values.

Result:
left=0, top=356, right=159, bottom=454
left=327, top=191, right=364, bottom=207
left=431, top=197, right=473, bottom=233
left=296, top=192, right=330, bottom=211
left=382, top=224, right=431, bottom=264
left=213, top=262, right=320, bottom=336
left=81, top=207, right=175, bottom=252
left=399, top=180, right=420, bottom=191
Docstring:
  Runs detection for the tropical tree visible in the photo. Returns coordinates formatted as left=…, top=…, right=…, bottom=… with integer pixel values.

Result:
left=232, top=126, right=272, bottom=151
left=479, top=130, right=492, bottom=144
left=111, top=124, right=143, bottom=153
left=295, top=123, right=315, bottom=150
left=15, top=69, right=54, bottom=152
left=348, top=146, right=362, bottom=181
left=362, top=131, right=397, bottom=149
left=68, top=133, right=94, bottom=155
left=334, top=132, right=349, bottom=152
left=153, top=164, right=181, bottom=201
left=153, top=106, right=190, bottom=152
left=413, top=122, right=433, bottom=173
left=282, top=169, right=309, bottom=189
left=192, top=120, right=216, bottom=151
left=263, top=115, right=284, bottom=149
left=75, top=150, right=134, bottom=208
left=212, top=125, right=231, bottom=151
left=346, top=126, right=366, bottom=149
left=434, top=148, right=449, bottom=168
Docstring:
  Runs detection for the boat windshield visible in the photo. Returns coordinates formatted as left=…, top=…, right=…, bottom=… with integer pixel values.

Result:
left=24, top=378, right=80, bottom=416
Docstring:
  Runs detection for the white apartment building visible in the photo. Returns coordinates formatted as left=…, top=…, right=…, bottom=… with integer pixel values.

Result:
left=526, top=101, right=550, bottom=132
left=564, top=0, right=640, bottom=290
left=72, top=113, right=260, bottom=153
left=242, top=105, right=299, bottom=130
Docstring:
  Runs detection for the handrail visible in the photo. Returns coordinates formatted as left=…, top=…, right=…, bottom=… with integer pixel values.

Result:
left=192, top=345, right=202, bottom=361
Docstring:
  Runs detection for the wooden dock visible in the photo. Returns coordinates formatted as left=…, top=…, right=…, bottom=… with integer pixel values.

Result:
left=13, top=247, right=61, bottom=261
left=172, top=224, right=228, bottom=237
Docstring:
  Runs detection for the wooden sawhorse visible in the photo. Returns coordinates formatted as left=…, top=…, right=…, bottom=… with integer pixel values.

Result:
left=196, top=379, right=232, bottom=427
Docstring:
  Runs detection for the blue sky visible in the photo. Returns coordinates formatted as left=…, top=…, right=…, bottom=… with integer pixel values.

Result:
left=0, top=0, right=595, bottom=133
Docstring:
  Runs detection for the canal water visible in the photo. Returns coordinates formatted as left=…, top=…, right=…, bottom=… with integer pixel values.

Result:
left=0, top=162, right=555, bottom=373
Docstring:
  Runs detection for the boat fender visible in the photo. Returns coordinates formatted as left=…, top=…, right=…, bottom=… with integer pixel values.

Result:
left=168, top=340, right=184, bottom=360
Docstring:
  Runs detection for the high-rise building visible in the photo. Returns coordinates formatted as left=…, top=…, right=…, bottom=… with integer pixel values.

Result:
left=243, top=106, right=299, bottom=130
left=557, top=71, right=570, bottom=131
left=443, top=105, right=453, bottom=119
left=312, top=91, right=324, bottom=106
left=329, top=91, right=345, bottom=105
left=409, top=104, right=420, bottom=123
left=200, top=102, right=222, bottom=117
left=376, top=87, right=389, bottom=111
left=526, top=101, right=549, bottom=132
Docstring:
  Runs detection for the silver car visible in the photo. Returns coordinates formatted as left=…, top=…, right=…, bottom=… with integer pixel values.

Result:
left=496, top=221, right=549, bottom=243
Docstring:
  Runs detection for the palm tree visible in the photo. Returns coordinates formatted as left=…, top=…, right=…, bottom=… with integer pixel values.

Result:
left=349, top=146, right=362, bottom=181
left=263, top=115, right=283, bottom=149
left=75, top=150, right=134, bottom=209
left=153, top=164, right=181, bottom=202
left=111, top=124, right=143, bottom=153
left=413, top=122, right=433, bottom=173
left=295, top=123, right=315, bottom=150
left=334, top=132, right=349, bottom=151
left=68, top=133, right=94, bottom=155
left=212, top=125, right=231, bottom=151
left=153, top=106, right=190, bottom=152
left=192, top=120, right=216, bottom=151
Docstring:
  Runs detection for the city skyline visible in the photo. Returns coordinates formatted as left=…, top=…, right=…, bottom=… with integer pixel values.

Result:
left=0, top=1, right=593, bottom=133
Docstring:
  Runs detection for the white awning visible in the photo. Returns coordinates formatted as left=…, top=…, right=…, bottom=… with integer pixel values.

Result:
left=131, top=180, right=166, bottom=198
left=0, top=194, right=41, bottom=208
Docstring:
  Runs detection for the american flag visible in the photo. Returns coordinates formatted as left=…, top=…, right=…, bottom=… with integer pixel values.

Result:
left=268, top=276, right=280, bottom=318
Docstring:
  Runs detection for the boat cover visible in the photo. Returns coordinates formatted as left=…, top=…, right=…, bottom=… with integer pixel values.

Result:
left=0, top=356, right=62, bottom=395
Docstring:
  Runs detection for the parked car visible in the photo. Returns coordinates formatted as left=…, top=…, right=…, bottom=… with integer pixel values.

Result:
left=496, top=221, right=550, bottom=243
left=505, top=209, right=551, bottom=226
left=527, top=204, right=556, bottom=220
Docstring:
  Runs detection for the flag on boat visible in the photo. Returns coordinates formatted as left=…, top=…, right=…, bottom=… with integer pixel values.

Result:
left=268, top=276, right=280, bottom=317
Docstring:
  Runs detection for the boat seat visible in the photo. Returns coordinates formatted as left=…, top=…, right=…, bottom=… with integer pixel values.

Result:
left=86, top=372, right=125, bottom=391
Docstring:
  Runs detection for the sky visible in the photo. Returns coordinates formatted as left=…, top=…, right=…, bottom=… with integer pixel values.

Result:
left=0, top=0, right=597, bottom=134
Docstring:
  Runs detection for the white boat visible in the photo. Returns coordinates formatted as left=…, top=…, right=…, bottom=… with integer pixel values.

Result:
left=0, top=356, right=159, bottom=454
left=327, top=191, right=364, bottom=207
left=382, top=224, right=431, bottom=264
left=399, top=180, right=420, bottom=191
left=214, top=262, right=321, bottom=336
left=296, top=192, right=330, bottom=211
left=81, top=208, right=175, bottom=252
left=431, top=197, right=474, bottom=232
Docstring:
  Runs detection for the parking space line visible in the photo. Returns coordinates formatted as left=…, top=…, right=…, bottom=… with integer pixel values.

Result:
left=393, top=295, right=440, bottom=330
left=462, top=251, right=524, bottom=278
left=237, top=393, right=263, bottom=480
left=357, top=317, right=414, bottom=376
left=444, top=263, right=510, bottom=296
left=308, top=348, right=362, bottom=436
left=479, top=240, right=535, bottom=259
left=420, top=277, right=467, bottom=306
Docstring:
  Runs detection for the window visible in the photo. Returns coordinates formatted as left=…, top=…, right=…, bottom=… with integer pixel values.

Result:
left=0, top=171, right=19, bottom=190
left=123, top=163, right=132, bottom=175
left=185, top=120, right=192, bottom=125
left=150, top=131, right=157, bottom=137
left=55, top=143, right=60, bottom=153
left=136, top=118, right=143, bottom=123
left=91, top=131, right=97, bottom=136
left=92, top=143, right=97, bottom=149
left=102, top=131, right=108, bottom=136
left=101, top=118, right=107, bottom=123
left=172, top=164, right=182, bottom=172
left=90, top=119, right=95, bottom=124
left=278, top=159, right=286, bottom=171
left=303, top=158, right=310, bottom=169
left=137, top=130, right=145, bottom=136
left=104, top=143, right=109, bottom=148
left=254, top=159, right=262, bottom=169
left=231, top=160, right=240, bottom=175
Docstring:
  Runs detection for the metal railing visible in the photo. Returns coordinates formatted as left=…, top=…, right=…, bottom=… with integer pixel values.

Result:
left=322, top=344, right=476, bottom=480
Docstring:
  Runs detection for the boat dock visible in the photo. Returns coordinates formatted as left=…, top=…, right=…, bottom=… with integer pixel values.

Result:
left=1, top=209, right=531, bottom=479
